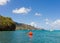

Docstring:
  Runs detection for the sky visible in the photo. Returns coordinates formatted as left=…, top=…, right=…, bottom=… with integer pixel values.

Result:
left=0, top=0, right=60, bottom=30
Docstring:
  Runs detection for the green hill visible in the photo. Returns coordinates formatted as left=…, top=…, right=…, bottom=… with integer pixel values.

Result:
left=0, top=15, right=16, bottom=31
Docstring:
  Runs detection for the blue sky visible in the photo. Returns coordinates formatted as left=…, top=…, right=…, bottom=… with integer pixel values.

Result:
left=0, top=0, right=60, bottom=30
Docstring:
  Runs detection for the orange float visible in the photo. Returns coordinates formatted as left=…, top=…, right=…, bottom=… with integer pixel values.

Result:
left=28, top=31, right=33, bottom=38
left=29, top=31, right=33, bottom=35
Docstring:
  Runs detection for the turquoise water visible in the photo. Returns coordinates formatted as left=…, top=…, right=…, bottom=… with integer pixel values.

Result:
left=0, top=30, right=60, bottom=43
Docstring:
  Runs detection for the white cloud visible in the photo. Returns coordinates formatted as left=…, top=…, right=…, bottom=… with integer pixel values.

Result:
left=13, top=7, right=31, bottom=14
left=35, top=13, right=41, bottom=16
left=30, top=22, right=37, bottom=27
left=0, top=0, right=10, bottom=5
left=45, top=18, right=49, bottom=22
left=29, top=22, right=42, bottom=29
left=45, top=19, right=60, bottom=30
left=51, top=19, right=60, bottom=27
left=45, top=18, right=49, bottom=25
left=45, top=22, right=49, bottom=25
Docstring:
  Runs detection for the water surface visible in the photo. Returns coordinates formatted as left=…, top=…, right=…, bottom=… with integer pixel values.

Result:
left=0, top=30, right=60, bottom=43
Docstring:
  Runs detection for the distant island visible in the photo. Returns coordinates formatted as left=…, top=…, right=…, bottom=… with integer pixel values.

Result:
left=15, top=22, right=38, bottom=30
left=0, top=15, right=43, bottom=31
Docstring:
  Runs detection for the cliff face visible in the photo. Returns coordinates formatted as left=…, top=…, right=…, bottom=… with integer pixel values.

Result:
left=0, top=15, right=16, bottom=31
left=15, top=22, right=38, bottom=30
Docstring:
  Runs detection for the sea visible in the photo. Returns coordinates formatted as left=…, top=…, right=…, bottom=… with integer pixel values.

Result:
left=0, top=30, right=60, bottom=43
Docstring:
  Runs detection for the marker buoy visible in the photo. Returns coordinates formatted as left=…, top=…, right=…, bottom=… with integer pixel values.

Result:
left=29, top=31, right=33, bottom=35
left=28, top=31, right=33, bottom=38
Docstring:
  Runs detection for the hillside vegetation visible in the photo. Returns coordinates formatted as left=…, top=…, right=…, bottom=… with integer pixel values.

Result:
left=0, top=15, right=16, bottom=31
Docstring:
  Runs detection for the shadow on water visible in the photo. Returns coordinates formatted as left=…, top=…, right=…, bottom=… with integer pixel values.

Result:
left=0, top=31, right=15, bottom=43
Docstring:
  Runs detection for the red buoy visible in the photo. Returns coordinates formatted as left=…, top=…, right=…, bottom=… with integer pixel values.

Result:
left=29, top=31, right=33, bottom=35
left=28, top=31, right=33, bottom=38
